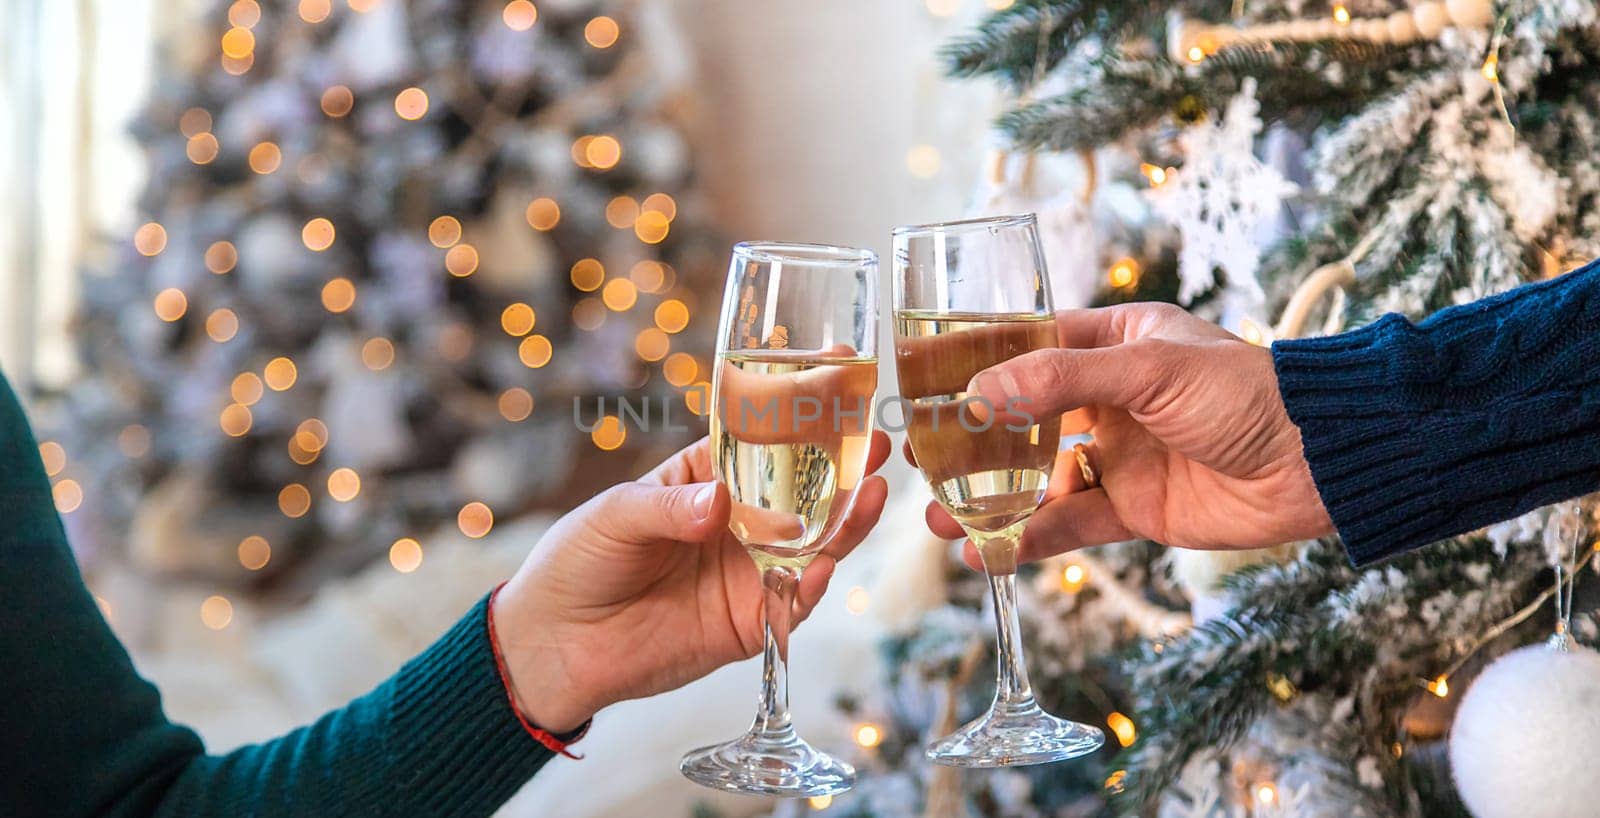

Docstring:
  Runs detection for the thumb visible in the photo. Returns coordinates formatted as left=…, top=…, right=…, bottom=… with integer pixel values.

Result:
left=967, top=344, right=1171, bottom=422
left=587, top=480, right=728, bottom=545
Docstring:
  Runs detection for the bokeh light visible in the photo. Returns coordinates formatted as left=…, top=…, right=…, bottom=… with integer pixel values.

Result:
left=200, top=595, right=234, bottom=630
left=53, top=479, right=84, bottom=513
left=634, top=211, right=669, bottom=244
left=134, top=222, right=168, bottom=256
left=264, top=357, right=298, bottom=391
left=663, top=352, right=698, bottom=386
left=654, top=299, right=689, bottom=333
left=445, top=244, right=479, bottom=277
left=525, top=197, right=560, bottom=230
left=361, top=337, right=395, bottom=370
left=221, top=27, right=255, bottom=60
left=394, top=87, right=429, bottom=120
left=503, top=0, right=538, bottom=30
left=570, top=258, right=605, bottom=291
left=205, top=241, right=237, bottom=274
left=428, top=215, right=462, bottom=248
left=278, top=483, right=312, bottom=518
left=238, top=536, right=271, bottom=571
left=585, top=135, right=621, bottom=170
left=518, top=335, right=553, bottom=368
left=321, top=85, right=354, bottom=117
left=458, top=502, right=494, bottom=538
left=206, top=308, right=239, bottom=342
left=685, top=380, right=711, bottom=415
left=179, top=108, right=212, bottom=138
left=601, top=278, right=637, bottom=311
left=231, top=372, right=264, bottom=405
left=572, top=298, right=606, bottom=330
left=500, top=303, right=536, bottom=336
left=248, top=141, right=281, bottom=174
left=605, top=196, right=640, bottom=228
left=220, top=403, right=253, bottom=437
left=641, top=192, right=678, bottom=220
left=635, top=328, right=670, bottom=361
left=591, top=415, right=625, bottom=450
left=584, top=16, right=620, bottom=48
left=153, top=288, right=188, bottom=322
left=118, top=424, right=152, bottom=458
left=629, top=260, right=666, bottom=292
left=327, top=467, right=361, bottom=502
left=498, top=387, right=534, bottom=421
left=390, top=538, right=424, bottom=572
left=302, top=217, right=336, bottom=251
left=300, top=0, right=332, bottom=23
left=321, top=277, right=357, bottom=313
left=38, top=441, right=66, bottom=476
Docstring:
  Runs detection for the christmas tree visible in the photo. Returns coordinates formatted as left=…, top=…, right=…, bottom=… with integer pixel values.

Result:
left=794, top=2, right=1600, bottom=816
left=51, top=0, right=717, bottom=591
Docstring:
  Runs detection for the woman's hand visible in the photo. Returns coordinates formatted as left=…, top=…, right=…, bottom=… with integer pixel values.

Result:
left=494, top=432, right=891, bottom=732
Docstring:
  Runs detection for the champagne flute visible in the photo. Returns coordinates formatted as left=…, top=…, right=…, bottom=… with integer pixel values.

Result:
left=892, top=214, right=1105, bottom=767
left=679, top=241, right=879, bottom=797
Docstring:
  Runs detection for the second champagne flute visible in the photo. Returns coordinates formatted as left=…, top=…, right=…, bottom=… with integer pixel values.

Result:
left=679, top=242, right=880, bottom=797
left=892, top=214, right=1105, bottom=767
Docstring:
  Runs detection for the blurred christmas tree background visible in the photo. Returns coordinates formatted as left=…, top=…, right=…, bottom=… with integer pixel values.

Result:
left=50, top=0, right=721, bottom=594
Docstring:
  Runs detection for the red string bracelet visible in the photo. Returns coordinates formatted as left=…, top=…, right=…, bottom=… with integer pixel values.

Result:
left=487, top=581, right=587, bottom=759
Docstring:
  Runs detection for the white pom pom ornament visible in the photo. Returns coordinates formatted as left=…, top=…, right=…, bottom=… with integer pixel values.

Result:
left=1449, top=641, right=1600, bottom=818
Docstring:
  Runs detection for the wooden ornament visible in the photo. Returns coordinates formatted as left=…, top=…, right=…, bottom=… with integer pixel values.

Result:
left=1414, top=1, right=1449, bottom=38
left=1387, top=10, right=1420, bottom=42
left=1445, top=0, right=1494, bottom=28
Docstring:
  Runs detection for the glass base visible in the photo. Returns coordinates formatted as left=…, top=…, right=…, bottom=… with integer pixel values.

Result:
left=926, top=699, right=1104, bottom=768
left=680, top=725, right=856, bottom=797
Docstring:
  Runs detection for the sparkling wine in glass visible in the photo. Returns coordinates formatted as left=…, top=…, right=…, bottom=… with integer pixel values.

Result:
left=892, top=214, right=1105, bottom=767
left=680, top=242, right=879, bottom=797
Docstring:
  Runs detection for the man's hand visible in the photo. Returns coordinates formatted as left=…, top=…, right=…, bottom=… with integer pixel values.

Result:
left=921, top=303, right=1333, bottom=565
left=494, top=432, right=891, bottom=732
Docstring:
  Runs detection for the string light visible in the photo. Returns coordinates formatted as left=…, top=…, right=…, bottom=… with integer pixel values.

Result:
left=518, top=335, right=554, bottom=368
left=1140, top=163, right=1169, bottom=186
left=572, top=298, right=606, bottom=330
left=321, top=85, right=354, bottom=117
left=264, top=357, right=298, bottom=391
left=248, top=141, right=281, bottom=174
left=188, top=133, right=221, bottom=164
left=635, top=328, right=670, bottom=361
left=630, top=260, right=666, bottom=292
left=1427, top=674, right=1450, bottom=698
left=153, top=288, right=188, bottom=322
left=852, top=722, right=884, bottom=748
left=1061, top=561, right=1088, bottom=593
left=295, top=419, right=329, bottom=452
left=1333, top=4, right=1351, bottom=24
left=606, top=196, right=640, bottom=229
left=1186, top=45, right=1205, bottom=62
left=501, top=303, right=536, bottom=336
left=220, top=403, right=253, bottom=437
left=526, top=197, right=560, bottom=230
left=458, top=502, right=495, bottom=538
left=278, top=483, right=312, bottom=518
left=327, top=467, right=361, bottom=502
left=1107, top=711, right=1137, bottom=747
left=1481, top=52, right=1499, bottom=82
left=134, top=222, right=168, bottom=256
left=591, top=416, right=626, bottom=450
left=585, top=135, right=622, bottom=170
left=394, top=87, right=429, bottom=121
left=206, top=308, right=239, bottom=343
left=685, top=381, right=711, bottom=416
left=228, top=0, right=260, bottom=26
left=231, top=372, right=264, bottom=405
left=321, top=277, right=357, bottom=313
left=390, top=538, right=424, bottom=572
left=428, top=215, right=462, bottom=248
left=641, top=193, right=677, bottom=221
left=205, top=241, right=238, bottom=274
left=238, top=536, right=271, bottom=570
left=38, top=441, right=66, bottom=476
left=584, top=16, right=620, bottom=48
left=361, top=337, right=395, bottom=370
left=663, top=353, right=698, bottom=387
left=1255, top=783, right=1278, bottom=806
left=53, top=478, right=83, bottom=513
left=570, top=258, right=605, bottom=291
left=221, top=27, right=255, bottom=59
left=906, top=144, right=941, bottom=178
left=179, top=108, right=212, bottom=138
left=503, top=0, right=538, bottom=30
left=498, top=388, right=535, bottom=422
left=1239, top=317, right=1270, bottom=346
left=299, top=0, right=332, bottom=23
left=118, top=424, right=151, bottom=458
left=288, top=435, right=319, bottom=465
left=634, top=211, right=670, bottom=244
left=445, top=244, right=479, bottom=277
left=1109, top=257, right=1140, bottom=288
left=602, top=278, right=638, bottom=311
left=200, top=595, right=234, bottom=630
left=302, top=217, right=336, bottom=251
left=807, top=795, right=832, bottom=810
left=846, top=586, right=870, bottom=615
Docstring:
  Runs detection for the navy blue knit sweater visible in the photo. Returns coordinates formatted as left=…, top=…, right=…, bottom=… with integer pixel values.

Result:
left=1272, top=259, right=1600, bottom=566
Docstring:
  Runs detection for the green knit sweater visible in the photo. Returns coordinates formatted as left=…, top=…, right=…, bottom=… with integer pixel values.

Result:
left=0, top=373, right=561, bottom=817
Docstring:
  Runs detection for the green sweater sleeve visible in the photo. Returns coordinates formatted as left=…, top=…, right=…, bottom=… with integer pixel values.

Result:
left=0, top=373, right=561, bottom=817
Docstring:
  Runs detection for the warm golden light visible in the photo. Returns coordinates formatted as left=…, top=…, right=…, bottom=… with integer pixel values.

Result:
left=571, top=136, right=595, bottom=168
left=518, top=335, right=553, bottom=368
left=1187, top=45, right=1205, bottom=63
left=135, top=222, right=168, bottom=256
left=205, top=241, right=238, bottom=274
left=584, top=16, right=620, bottom=48
left=288, top=436, right=319, bottom=465
left=221, top=27, right=256, bottom=59
left=238, top=536, right=271, bottom=570
left=1332, top=4, right=1351, bottom=24
left=629, top=260, right=666, bottom=292
left=445, top=243, right=479, bottom=277
left=361, top=337, right=395, bottom=370
left=500, top=303, right=536, bottom=336
left=605, top=196, right=640, bottom=229
left=188, top=132, right=221, bottom=164
left=248, top=141, right=281, bottom=174
left=327, top=467, right=361, bottom=502
left=852, top=723, right=884, bottom=748
left=458, top=502, right=494, bottom=538
left=321, top=277, right=357, bottom=313
left=905, top=144, right=941, bottom=178
left=179, top=108, right=212, bottom=138
left=1108, top=711, right=1136, bottom=747
left=220, top=403, right=254, bottom=437
left=390, top=538, right=424, bottom=572
left=348, top=0, right=380, bottom=11
left=118, top=424, right=151, bottom=458
left=1109, top=257, right=1140, bottom=288
left=526, top=197, right=561, bottom=230
left=296, top=418, right=330, bottom=450
left=231, top=372, right=264, bottom=405
left=654, top=299, right=690, bottom=333
left=394, top=87, right=429, bottom=120
left=279, top=483, right=312, bottom=518
left=153, top=288, right=188, bottom=322
left=321, top=85, right=354, bottom=117
left=808, top=795, right=832, bottom=810
left=503, top=0, right=538, bottom=30
left=428, top=215, right=462, bottom=248
left=601, top=278, right=638, bottom=311
left=572, top=298, right=606, bottom=330
left=1481, top=53, right=1499, bottom=82
left=230, top=0, right=261, bottom=27
left=845, top=586, right=870, bottom=615
left=206, top=308, right=240, bottom=343
left=1256, top=784, right=1277, bottom=806
left=264, top=357, right=298, bottom=391
left=1061, top=562, right=1088, bottom=593
left=1140, top=163, right=1168, bottom=186
left=663, top=352, right=698, bottom=387
left=201, top=595, right=234, bottom=630
left=1104, top=770, right=1128, bottom=793
left=53, top=479, right=83, bottom=513
left=302, top=217, right=336, bottom=251
left=635, top=328, right=670, bottom=362
left=300, top=0, right=332, bottom=23
left=498, top=387, right=534, bottom=422
left=634, top=211, right=669, bottom=244
left=591, top=415, right=626, bottom=450
left=585, top=135, right=622, bottom=170
left=641, top=193, right=677, bottom=221
left=685, top=381, right=711, bottom=416
left=570, top=258, right=605, bottom=291
left=1428, top=675, right=1450, bottom=698
left=38, top=441, right=66, bottom=477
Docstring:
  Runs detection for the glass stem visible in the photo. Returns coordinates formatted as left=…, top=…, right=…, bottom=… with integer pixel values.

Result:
left=979, top=537, right=1037, bottom=710
left=753, top=563, right=799, bottom=736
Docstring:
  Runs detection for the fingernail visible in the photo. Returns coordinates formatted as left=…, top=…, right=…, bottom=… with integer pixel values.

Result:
left=692, top=483, right=716, bottom=519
